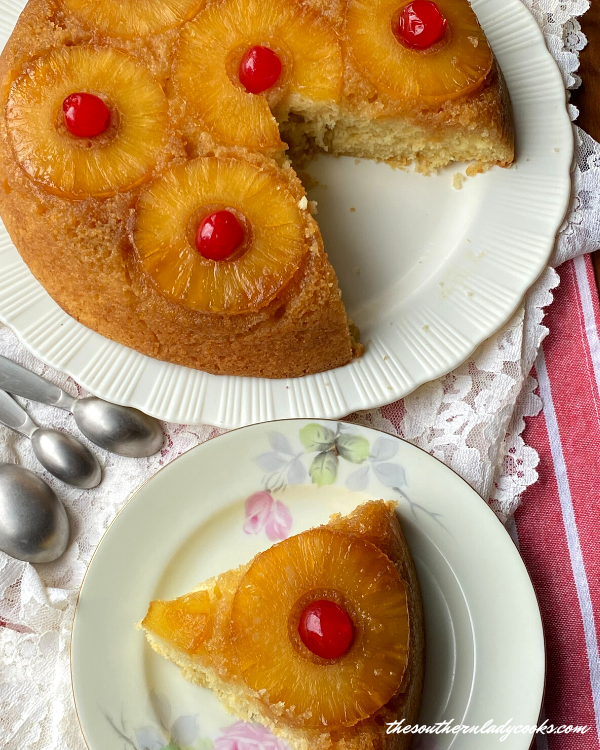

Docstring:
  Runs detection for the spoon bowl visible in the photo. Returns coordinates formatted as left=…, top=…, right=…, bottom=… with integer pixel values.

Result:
left=72, top=397, right=164, bottom=458
left=0, top=389, right=102, bottom=488
left=0, top=356, right=164, bottom=458
left=31, top=428, right=102, bottom=489
left=0, top=464, right=69, bottom=563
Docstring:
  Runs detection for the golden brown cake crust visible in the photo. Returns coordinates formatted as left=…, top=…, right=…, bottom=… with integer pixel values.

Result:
left=0, top=0, right=512, bottom=377
left=0, top=0, right=357, bottom=378
left=141, top=500, right=425, bottom=750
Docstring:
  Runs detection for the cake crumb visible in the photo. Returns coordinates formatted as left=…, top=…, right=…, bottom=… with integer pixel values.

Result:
left=554, top=148, right=560, bottom=153
left=453, top=173, right=465, bottom=190
left=387, top=386, right=393, bottom=390
left=423, top=325, right=429, bottom=331
left=349, top=207, right=356, bottom=212
left=354, top=158, right=360, bottom=165
left=308, top=200, right=318, bottom=215
left=354, top=267, right=361, bottom=276
left=468, top=35, right=479, bottom=47
left=298, top=196, right=308, bottom=210
left=466, top=291, right=473, bottom=297
left=383, top=354, right=390, bottom=361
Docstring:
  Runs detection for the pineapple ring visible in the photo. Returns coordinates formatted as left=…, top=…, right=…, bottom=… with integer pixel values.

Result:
left=62, top=0, right=206, bottom=38
left=346, top=0, right=493, bottom=105
left=142, top=590, right=211, bottom=656
left=6, top=47, right=169, bottom=198
left=231, top=528, right=409, bottom=728
left=173, top=0, right=343, bottom=151
left=133, top=157, right=308, bottom=314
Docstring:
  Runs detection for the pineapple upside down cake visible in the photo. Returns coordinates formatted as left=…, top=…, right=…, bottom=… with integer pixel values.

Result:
left=0, top=0, right=514, bottom=378
left=140, top=500, right=425, bottom=750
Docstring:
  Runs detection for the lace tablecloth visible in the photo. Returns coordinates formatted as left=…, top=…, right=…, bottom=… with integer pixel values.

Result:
left=1, top=1, right=599, bottom=748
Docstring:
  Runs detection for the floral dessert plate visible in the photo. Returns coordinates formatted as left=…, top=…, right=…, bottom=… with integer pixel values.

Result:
left=71, top=420, right=545, bottom=750
left=0, top=0, right=573, bottom=427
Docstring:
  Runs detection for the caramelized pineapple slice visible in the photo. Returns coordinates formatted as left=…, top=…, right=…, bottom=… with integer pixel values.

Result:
left=173, top=0, right=342, bottom=152
left=6, top=46, right=168, bottom=198
left=143, top=590, right=211, bottom=655
left=231, top=528, right=409, bottom=728
left=133, top=156, right=308, bottom=313
left=62, top=0, right=206, bottom=37
left=346, top=0, right=493, bottom=105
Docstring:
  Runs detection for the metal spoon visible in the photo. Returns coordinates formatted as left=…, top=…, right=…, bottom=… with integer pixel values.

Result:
left=0, top=356, right=164, bottom=457
left=0, top=390, right=101, bottom=489
left=0, top=464, right=69, bottom=563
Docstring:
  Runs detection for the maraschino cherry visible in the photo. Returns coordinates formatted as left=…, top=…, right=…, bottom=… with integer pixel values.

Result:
left=298, top=599, right=354, bottom=660
left=196, top=210, right=245, bottom=261
left=239, top=46, right=282, bottom=94
left=396, top=0, right=447, bottom=50
left=62, top=93, right=111, bottom=137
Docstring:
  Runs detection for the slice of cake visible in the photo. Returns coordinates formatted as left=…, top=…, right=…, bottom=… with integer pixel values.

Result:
left=0, top=0, right=513, bottom=377
left=140, top=500, right=425, bottom=750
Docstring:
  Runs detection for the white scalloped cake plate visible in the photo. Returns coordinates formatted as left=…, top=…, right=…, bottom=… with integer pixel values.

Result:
left=71, top=420, right=545, bottom=750
left=0, top=0, right=573, bottom=427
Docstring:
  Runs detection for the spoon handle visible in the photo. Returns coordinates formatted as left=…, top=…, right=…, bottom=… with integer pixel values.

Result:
left=0, top=390, right=38, bottom=438
left=0, top=356, right=75, bottom=410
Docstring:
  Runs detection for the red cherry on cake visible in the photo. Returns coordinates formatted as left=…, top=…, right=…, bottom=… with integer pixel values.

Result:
left=298, top=599, right=354, bottom=659
left=62, top=92, right=111, bottom=137
left=196, top=210, right=245, bottom=261
left=239, top=46, right=282, bottom=94
left=396, top=0, right=447, bottom=50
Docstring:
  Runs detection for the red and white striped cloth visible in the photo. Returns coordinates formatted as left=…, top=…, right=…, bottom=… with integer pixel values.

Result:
left=512, top=253, right=600, bottom=748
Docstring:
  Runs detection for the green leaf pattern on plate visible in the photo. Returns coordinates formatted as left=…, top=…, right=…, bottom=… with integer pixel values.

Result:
left=336, top=434, right=370, bottom=464
left=299, top=424, right=336, bottom=452
left=251, top=423, right=444, bottom=527
left=309, top=452, right=339, bottom=486
left=256, top=423, right=408, bottom=493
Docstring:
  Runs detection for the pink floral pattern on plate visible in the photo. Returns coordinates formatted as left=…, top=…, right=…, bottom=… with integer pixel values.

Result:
left=215, top=721, right=291, bottom=750
left=243, top=491, right=292, bottom=541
